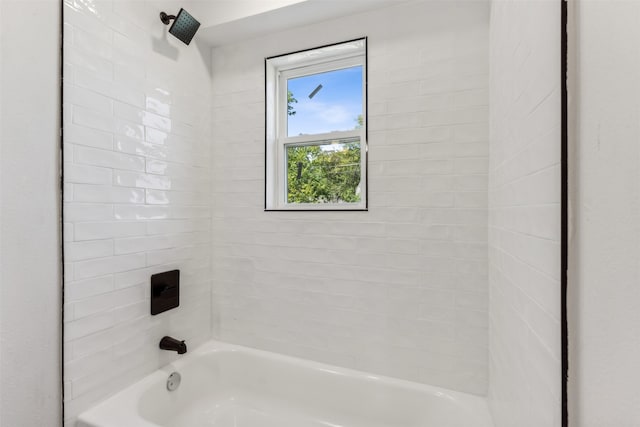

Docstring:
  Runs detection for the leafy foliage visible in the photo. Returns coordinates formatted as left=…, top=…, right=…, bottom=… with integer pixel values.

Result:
left=287, top=90, right=298, bottom=116
left=286, top=141, right=361, bottom=204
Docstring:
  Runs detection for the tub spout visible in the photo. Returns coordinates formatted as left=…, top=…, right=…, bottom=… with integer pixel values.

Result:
left=159, top=336, right=187, bottom=354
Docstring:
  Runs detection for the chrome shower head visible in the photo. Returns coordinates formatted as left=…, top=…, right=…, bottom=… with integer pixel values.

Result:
left=159, top=8, right=200, bottom=45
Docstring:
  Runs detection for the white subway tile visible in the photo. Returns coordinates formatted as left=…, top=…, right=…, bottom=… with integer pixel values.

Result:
left=64, top=183, right=74, bottom=202
left=64, top=203, right=114, bottom=222
left=75, top=146, right=145, bottom=171
left=145, top=189, right=209, bottom=206
left=114, top=118, right=144, bottom=141
left=114, top=235, right=172, bottom=255
left=65, top=311, right=116, bottom=342
left=75, top=221, right=146, bottom=241
left=64, top=84, right=113, bottom=115
left=71, top=24, right=113, bottom=60
left=66, top=276, right=115, bottom=301
left=74, top=285, right=145, bottom=319
left=65, top=163, right=113, bottom=185
left=145, top=127, right=169, bottom=145
left=111, top=82, right=145, bottom=108
left=64, top=223, right=74, bottom=242
left=64, top=348, right=113, bottom=382
left=454, top=157, right=489, bottom=174
left=73, top=105, right=115, bottom=133
left=74, top=66, right=113, bottom=99
left=115, top=136, right=165, bottom=159
left=146, top=96, right=171, bottom=117
left=113, top=268, right=154, bottom=289
left=113, top=170, right=171, bottom=190
left=74, top=253, right=146, bottom=280
left=65, top=6, right=112, bottom=42
left=65, top=124, right=113, bottom=150
left=146, top=219, right=210, bottom=235
left=74, top=185, right=145, bottom=204
left=66, top=240, right=114, bottom=261
left=113, top=205, right=169, bottom=220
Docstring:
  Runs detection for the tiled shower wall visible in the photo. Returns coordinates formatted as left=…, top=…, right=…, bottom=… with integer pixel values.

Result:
left=62, top=0, right=212, bottom=423
left=488, top=0, right=562, bottom=426
left=211, top=1, right=490, bottom=395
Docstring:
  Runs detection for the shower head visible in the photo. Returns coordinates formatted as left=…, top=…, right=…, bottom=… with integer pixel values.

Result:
left=159, top=8, right=200, bottom=45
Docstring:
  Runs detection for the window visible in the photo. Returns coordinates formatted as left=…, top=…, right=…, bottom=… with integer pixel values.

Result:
left=265, top=38, right=367, bottom=210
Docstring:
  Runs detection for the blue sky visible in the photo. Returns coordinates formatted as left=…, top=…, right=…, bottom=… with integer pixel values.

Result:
left=287, top=66, right=363, bottom=136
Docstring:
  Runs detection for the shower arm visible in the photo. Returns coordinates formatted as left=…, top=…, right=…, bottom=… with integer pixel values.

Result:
left=159, top=12, right=176, bottom=25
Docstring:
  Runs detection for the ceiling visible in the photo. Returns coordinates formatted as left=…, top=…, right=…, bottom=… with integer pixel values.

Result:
left=187, top=0, right=412, bottom=47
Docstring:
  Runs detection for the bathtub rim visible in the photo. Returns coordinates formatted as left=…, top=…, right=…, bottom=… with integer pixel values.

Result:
left=76, top=339, right=493, bottom=427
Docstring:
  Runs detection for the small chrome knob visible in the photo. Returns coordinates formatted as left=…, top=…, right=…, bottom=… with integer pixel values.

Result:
left=167, top=372, right=181, bottom=391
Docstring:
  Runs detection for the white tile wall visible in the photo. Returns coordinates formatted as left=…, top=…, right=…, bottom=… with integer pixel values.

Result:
left=210, top=1, right=490, bottom=395
left=62, top=0, right=212, bottom=423
left=488, top=1, right=562, bottom=426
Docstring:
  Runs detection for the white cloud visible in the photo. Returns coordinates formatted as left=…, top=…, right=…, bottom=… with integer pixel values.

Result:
left=292, top=100, right=358, bottom=134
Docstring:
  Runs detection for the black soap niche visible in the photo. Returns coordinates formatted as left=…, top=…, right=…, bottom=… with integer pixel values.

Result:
left=151, top=270, right=180, bottom=315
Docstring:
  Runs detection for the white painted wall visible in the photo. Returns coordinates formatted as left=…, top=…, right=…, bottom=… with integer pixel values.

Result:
left=62, top=0, right=212, bottom=423
left=210, top=1, right=490, bottom=395
left=0, top=0, right=62, bottom=426
left=488, top=1, right=561, bottom=426
left=569, top=1, right=640, bottom=426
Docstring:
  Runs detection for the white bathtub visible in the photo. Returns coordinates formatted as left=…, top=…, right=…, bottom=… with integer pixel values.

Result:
left=77, top=341, right=494, bottom=427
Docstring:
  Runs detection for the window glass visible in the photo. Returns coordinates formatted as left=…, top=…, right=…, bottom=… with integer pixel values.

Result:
left=287, top=66, right=363, bottom=137
left=286, top=138, right=361, bottom=204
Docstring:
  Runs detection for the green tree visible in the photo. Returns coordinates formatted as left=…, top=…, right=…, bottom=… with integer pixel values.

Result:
left=287, top=142, right=361, bottom=204
left=287, top=90, right=298, bottom=116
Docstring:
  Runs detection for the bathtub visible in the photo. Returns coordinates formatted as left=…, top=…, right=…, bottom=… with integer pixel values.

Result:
left=77, top=341, right=494, bottom=427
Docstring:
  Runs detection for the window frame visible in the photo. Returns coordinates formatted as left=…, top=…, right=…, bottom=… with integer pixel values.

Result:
left=265, top=38, right=368, bottom=211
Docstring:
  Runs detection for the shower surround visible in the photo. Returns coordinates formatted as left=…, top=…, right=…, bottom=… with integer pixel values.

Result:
left=63, top=0, right=492, bottom=424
